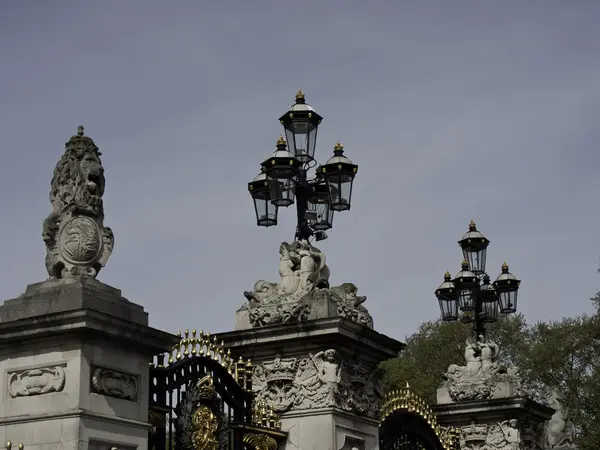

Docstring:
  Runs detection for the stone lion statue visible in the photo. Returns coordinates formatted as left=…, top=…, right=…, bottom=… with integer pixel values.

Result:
left=43, top=126, right=113, bottom=279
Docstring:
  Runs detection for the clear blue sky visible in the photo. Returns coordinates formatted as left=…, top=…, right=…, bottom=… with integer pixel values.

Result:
left=1, top=1, right=599, bottom=341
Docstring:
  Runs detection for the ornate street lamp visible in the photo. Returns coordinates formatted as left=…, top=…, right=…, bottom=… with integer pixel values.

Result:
left=435, top=271, right=458, bottom=322
left=458, top=220, right=490, bottom=275
left=435, top=221, right=521, bottom=337
left=494, top=262, right=521, bottom=314
left=453, top=260, right=478, bottom=312
left=317, top=141, right=358, bottom=212
left=248, top=171, right=278, bottom=227
left=260, top=136, right=300, bottom=207
left=306, top=183, right=334, bottom=231
left=248, top=92, right=359, bottom=242
left=279, top=90, right=323, bottom=164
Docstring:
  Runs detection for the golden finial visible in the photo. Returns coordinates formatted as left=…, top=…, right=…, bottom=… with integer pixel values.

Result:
left=469, top=219, right=476, bottom=229
left=5, top=441, right=11, bottom=450
left=18, top=445, right=23, bottom=450
left=334, top=141, right=344, bottom=151
left=405, top=381, right=410, bottom=389
left=276, top=135, right=286, bottom=146
left=502, top=261, right=509, bottom=270
left=296, top=89, right=305, bottom=100
left=77, top=125, right=84, bottom=136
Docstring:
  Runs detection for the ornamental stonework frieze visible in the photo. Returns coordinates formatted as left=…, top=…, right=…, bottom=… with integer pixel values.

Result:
left=91, top=366, right=139, bottom=401
left=8, top=365, right=66, bottom=398
left=253, top=350, right=383, bottom=419
left=459, top=420, right=522, bottom=450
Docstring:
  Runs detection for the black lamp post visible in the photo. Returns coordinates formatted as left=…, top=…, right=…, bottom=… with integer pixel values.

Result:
left=248, top=91, right=359, bottom=242
left=434, top=221, right=521, bottom=337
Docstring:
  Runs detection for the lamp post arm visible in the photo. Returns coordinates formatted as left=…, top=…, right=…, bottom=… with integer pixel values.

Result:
left=295, top=167, right=313, bottom=241
left=474, top=289, right=486, bottom=338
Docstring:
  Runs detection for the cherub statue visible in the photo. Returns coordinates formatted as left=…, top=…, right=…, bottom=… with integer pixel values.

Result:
left=309, top=349, right=343, bottom=406
left=486, top=419, right=522, bottom=449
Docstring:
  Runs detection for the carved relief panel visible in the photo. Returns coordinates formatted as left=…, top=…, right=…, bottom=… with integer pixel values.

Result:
left=90, top=366, right=139, bottom=401
left=8, top=365, right=66, bottom=398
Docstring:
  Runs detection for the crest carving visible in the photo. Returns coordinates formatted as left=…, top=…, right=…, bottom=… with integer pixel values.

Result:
left=177, top=375, right=230, bottom=450
left=42, top=126, right=114, bottom=279
left=253, top=350, right=383, bottom=418
left=459, top=420, right=523, bottom=450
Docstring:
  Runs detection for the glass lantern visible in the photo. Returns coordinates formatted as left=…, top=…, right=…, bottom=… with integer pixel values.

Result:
left=458, top=220, right=490, bottom=275
left=306, top=183, right=334, bottom=231
left=435, top=271, right=459, bottom=321
left=248, top=171, right=278, bottom=227
left=279, top=90, right=323, bottom=164
left=493, top=262, right=520, bottom=313
left=453, top=260, right=479, bottom=312
left=316, top=141, right=358, bottom=212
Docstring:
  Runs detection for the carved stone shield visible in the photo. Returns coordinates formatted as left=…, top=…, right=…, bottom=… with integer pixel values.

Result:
left=59, top=216, right=102, bottom=265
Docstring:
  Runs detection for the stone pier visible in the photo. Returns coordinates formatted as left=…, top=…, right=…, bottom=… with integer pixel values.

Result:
left=218, top=241, right=404, bottom=450
left=0, top=127, right=178, bottom=449
left=431, top=335, right=561, bottom=449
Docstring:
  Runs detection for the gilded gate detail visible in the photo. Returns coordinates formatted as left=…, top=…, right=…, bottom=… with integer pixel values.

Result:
left=379, top=383, right=460, bottom=450
left=149, top=329, right=287, bottom=450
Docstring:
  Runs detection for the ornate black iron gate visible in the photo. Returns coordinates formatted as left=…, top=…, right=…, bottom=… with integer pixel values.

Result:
left=149, top=329, right=286, bottom=450
left=379, top=384, right=459, bottom=450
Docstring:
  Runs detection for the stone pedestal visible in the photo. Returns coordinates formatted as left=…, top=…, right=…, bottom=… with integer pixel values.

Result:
left=218, top=317, right=404, bottom=450
left=433, top=396, right=554, bottom=449
left=0, top=278, right=178, bottom=450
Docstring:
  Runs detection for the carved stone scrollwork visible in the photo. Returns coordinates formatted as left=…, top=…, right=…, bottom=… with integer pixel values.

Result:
left=253, top=350, right=383, bottom=419
left=242, top=241, right=373, bottom=328
left=9, top=366, right=66, bottom=397
left=43, top=126, right=114, bottom=279
left=91, top=367, right=138, bottom=401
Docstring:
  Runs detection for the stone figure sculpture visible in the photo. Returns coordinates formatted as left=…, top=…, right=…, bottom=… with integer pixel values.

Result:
left=242, top=241, right=373, bottom=328
left=538, top=388, right=577, bottom=449
left=42, top=126, right=114, bottom=279
left=441, top=335, right=522, bottom=402
left=244, top=240, right=329, bottom=305
left=310, top=349, right=343, bottom=406
left=486, top=420, right=522, bottom=450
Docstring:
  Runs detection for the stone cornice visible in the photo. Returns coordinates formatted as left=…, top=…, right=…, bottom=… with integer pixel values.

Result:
left=217, top=316, right=405, bottom=363
left=0, top=407, right=151, bottom=429
left=0, top=307, right=178, bottom=355
left=432, top=396, right=555, bottom=426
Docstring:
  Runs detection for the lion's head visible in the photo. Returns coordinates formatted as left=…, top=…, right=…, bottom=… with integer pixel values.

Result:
left=49, top=127, right=105, bottom=219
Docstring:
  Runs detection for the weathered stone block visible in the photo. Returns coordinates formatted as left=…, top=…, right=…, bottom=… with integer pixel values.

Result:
left=0, top=279, right=178, bottom=450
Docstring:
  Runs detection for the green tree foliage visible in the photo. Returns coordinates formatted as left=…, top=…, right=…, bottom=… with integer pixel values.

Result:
left=380, top=296, right=600, bottom=449
left=518, top=302, right=600, bottom=450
